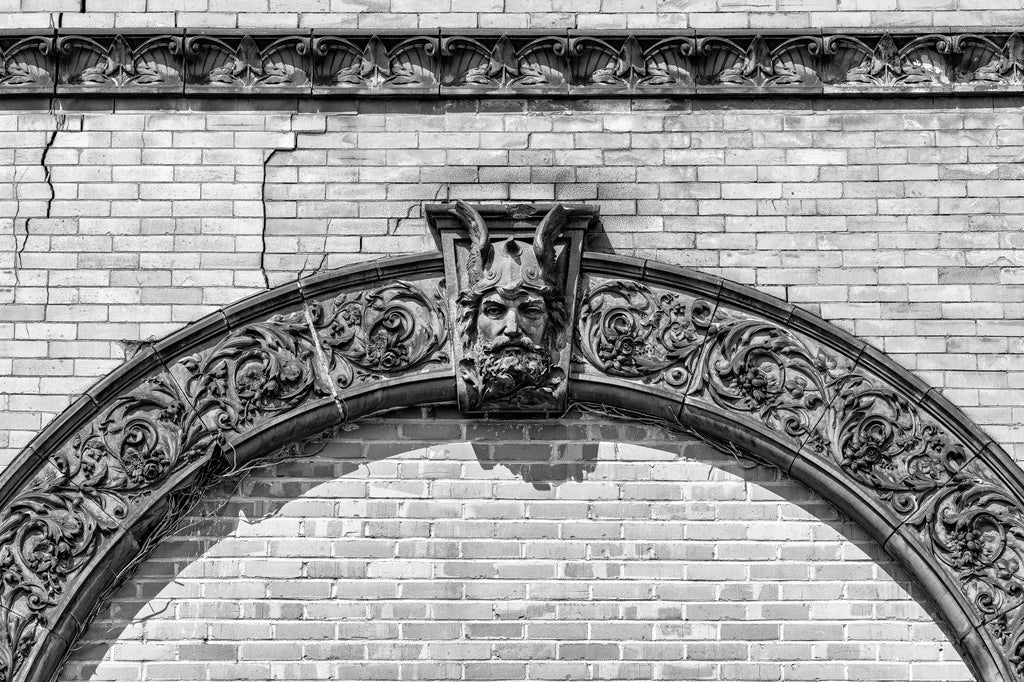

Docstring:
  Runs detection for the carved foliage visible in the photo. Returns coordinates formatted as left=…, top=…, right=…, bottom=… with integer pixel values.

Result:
left=836, top=378, right=968, bottom=511
left=575, top=278, right=967, bottom=516
left=901, top=458, right=1024, bottom=681
left=569, top=36, right=695, bottom=89
left=822, top=33, right=952, bottom=86
left=953, top=33, right=1024, bottom=85
left=180, top=313, right=331, bottom=438
left=313, top=35, right=438, bottom=90
left=57, top=34, right=182, bottom=90
left=0, top=372, right=212, bottom=682
left=576, top=280, right=712, bottom=387
left=696, top=35, right=822, bottom=88
left=0, top=36, right=52, bottom=91
left=695, top=314, right=848, bottom=451
left=440, top=34, right=567, bottom=89
left=185, top=34, right=310, bottom=91
left=307, top=280, right=450, bottom=390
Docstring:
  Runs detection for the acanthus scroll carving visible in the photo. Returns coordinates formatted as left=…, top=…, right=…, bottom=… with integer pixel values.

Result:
left=306, top=280, right=450, bottom=389
left=576, top=280, right=713, bottom=388
left=0, top=372, right=212, bottom=682
left=181, top=315, right=332, bottom=438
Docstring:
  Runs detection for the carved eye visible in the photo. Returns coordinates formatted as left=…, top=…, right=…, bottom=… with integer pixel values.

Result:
left=483, top=302, right=506, bottom=319
left=520, top=304, right=545, bottom=320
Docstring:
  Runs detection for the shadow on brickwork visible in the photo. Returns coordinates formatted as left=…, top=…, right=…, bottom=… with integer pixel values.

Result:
left=62, top=405, right=949, bottom=680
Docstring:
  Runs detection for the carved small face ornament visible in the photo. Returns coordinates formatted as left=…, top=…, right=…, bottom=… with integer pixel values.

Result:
left=477, top=288, right=548, bottom=350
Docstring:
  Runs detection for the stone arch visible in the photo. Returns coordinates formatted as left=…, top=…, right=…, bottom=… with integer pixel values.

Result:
left=1, top=246, right=1021, bottom=682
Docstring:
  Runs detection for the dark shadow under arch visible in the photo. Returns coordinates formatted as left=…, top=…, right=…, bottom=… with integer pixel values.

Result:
left=1, top=251, right=1021, bottom=682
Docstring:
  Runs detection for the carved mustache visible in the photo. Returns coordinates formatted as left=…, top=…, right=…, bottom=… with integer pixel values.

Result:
left=483, top=337, right=544, bottom=354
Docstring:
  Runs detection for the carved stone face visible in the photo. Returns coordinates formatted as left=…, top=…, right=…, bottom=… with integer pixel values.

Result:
left=476, top=288, right=549, bottom=351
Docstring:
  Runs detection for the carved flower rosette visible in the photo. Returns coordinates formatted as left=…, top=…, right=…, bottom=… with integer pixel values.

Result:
left=307, top=280, right=449, bottom=390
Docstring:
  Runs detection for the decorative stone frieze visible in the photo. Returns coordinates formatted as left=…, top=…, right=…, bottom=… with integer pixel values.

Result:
left=1, top=29, right=1024, bottom=98
left=56, top=30, right=183, bottom=94
left=312, top=32, right=439, bottom=95
left=183, top=32, right=311, bottom=94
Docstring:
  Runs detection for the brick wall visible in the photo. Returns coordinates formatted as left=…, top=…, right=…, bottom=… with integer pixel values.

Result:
left=3, top=101, right=1022, bottom=466
left=61, top=411, right=972, bottom=682
left=3, top=0, right=1024, bottom=30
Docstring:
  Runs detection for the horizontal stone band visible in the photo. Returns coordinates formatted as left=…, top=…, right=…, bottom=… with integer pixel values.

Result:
left=2, top=28, right=1024, bottom=98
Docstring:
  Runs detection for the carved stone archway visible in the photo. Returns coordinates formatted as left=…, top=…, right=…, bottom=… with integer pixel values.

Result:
left=1, top=203, right=1021, bottom=682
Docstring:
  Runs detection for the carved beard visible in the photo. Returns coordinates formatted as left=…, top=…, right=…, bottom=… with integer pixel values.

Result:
left=469, top=338, right=554, bottom=405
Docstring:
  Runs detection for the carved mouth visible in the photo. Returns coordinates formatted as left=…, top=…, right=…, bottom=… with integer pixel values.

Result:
left=487, top=339, right=541, bottom=354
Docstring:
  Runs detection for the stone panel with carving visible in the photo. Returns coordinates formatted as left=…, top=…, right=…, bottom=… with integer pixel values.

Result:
left=0, top=35, right=52, bottom=95
left=0, top=29, right=1022, bottom=97
left=568, top=34, right=695, bottom=95
left=305, top=279, right=451, bottom=391
left=694, top=33, right=822, bottom=91
left=822, top=31, right=953, bottom=91
left=312, top=33, right=439, bottom=95
left=952, top=32, right=1024, bottom=91
left=0, top=370, right=213, bottom=682
left=439, top=33, right=567, bottom=95
left=184, top=33, right=310, bottom=94
left=574, top=277, right=714, bottom=391
left=56, top=33, right=183, bottom=94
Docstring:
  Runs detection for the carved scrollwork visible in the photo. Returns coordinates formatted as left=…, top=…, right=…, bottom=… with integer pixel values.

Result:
left=0, top=36, right=52, bottom=91
left=696, top=35, right=821, bottom=88
left=694, top=315, right=847, bottom=449
left=568, top=35, right=695, bottom=90
left=575, top=280, right=712, bottom=387
left=822, top=33, right=952, bottom=86
left=56, top=34, right=182, bottom=90
left=181, top=314, right=331, bottom=438
left=439, top=34, right=567, bottom=90
left=313, top=35, right=438, bottom=90
left=821, top=376, right=969, bottom=516
left=953, top=33, right=1024, bottom=85
left=0, top=371, right=212, bottom=682
left=307, top=280, right=449, bottom=389
left=926, top=477, right=1024, bottom=622
left=185, top=34, right=310, bottom=91
left=0, top=483, right=113, bottom=682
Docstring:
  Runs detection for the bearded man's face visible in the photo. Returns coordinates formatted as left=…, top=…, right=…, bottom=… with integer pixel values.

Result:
left=476, top=289, right=548, bottom=349
left=469, top=288, right=554, bottom=402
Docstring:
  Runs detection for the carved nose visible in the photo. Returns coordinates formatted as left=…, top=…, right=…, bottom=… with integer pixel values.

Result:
left=503, top=312, right=522, bottom=336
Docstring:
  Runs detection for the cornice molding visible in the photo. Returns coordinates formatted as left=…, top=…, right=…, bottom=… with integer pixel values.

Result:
left=2, top=28, right=1024, bottom=98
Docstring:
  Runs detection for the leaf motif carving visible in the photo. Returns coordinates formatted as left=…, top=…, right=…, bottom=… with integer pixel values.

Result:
left=308, top=280, right=449, bottom=389
left=360, top=36, right=390, bottom=87
left=969, top=33, right=1024, bottom=84
left=576, top=281, right=714, bottom=388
